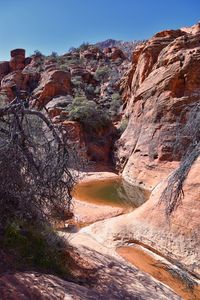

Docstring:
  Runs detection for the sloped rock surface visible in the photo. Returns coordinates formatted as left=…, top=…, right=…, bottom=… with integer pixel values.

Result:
left=33, top=69, right=72, bottom=107
left=112, top=23, right=200, bottom=277
left=118, top=23, right=200, bottom=188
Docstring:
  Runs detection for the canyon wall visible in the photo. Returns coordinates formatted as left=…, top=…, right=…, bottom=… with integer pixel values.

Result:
left=118, top=23, right=200, bottom=190
left=87, top=24, right=200, bottom=277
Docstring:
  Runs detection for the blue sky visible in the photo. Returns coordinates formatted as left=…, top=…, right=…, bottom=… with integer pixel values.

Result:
left=0, top=0, right=199, bottom=60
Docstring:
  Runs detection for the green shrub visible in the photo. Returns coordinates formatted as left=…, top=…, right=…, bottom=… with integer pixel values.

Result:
left=33, top=50, right=43, bottom=57
left=60, top=63, right=70, bottom=71
left=94, top=66, right=110, bottom=81
left=85, top=84, right=95, bottom=95
left=0, top=93, right=8, bottom=108
left=51, top=51, right=58, bottom=58
left=78, top=42, right=90, bottom=51
left=2, top=221, right=70, bottom=277
left=111, top=92, right=121, bottom=101
left=72, top=76, right=83, bottom=87
left=68, top=97, right=110, bottom=131
left=94, top=86, right=100, bottom=94
left=109, top=93, right=122, bottom=118
left=118, top=118, right=129, bottom=135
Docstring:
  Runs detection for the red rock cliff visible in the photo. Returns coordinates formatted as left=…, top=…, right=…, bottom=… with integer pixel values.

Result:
left=118, top=23, right=200, bottom=190
left=107, top=23, right=200, bottom=276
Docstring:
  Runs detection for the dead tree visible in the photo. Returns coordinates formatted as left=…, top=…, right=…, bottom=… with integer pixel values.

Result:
left=160, top=103, right=200, bottom=215
left=0, top=96, right=76, bottom=229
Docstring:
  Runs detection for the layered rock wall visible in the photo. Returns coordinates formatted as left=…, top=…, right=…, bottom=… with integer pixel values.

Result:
left=118, top=24, right=200, bottom=190
left=108, top=23, right=200, bottom=276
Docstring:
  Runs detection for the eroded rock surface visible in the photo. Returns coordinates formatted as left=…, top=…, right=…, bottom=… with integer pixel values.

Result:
left=109, top=23, right=200, bottom=277
left=118, top=23, right=200, bottom=189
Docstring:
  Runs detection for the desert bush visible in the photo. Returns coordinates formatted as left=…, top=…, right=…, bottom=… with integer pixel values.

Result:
left=1, top=221, right=70, bottom=277
left=72, top=76, right=83, bottom=87
left=68, top=96, right=110, bottom=131
left=68, top=46, right=77, bottom=53
left=51, top=51, right=58, bottom=58
left=109, top=93, right=123, bottom=118
left=33, top=50, right=44, bottom=57
left=118, top=118, right=129, bottom=135
left=94, top=66, right=110, bottom=81
left=85, top=84, right=95, bottom=95
left=78, top=42, right=90, bottom=51
left=0, top=93, right=9, bottom=108
left=111, top=92, right=121, bottom=101
left=60, top=63, right=70, bottom=71
left=0, top=98, right=75, bottom=229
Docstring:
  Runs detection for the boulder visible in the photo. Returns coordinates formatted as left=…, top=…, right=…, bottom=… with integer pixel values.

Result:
left=1, top=69, right=40, bottom=99
left=33, top=69, right=72, bottom=107
left=0, top=61, right=10, bottom=81
left=70, top=66, right=95, bottom=83
left=104, top=47, right=126, bottom=60
left=80, top=46, right=104, bottom=60
left=9, top=48, right=25, bottom=71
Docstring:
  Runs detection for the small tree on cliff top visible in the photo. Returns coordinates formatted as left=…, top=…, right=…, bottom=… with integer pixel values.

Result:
left=0, top=93, right=76, bottom=229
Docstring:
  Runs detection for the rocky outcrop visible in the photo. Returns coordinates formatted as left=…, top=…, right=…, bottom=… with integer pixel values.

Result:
left=118, top=24, right=200, bottom=189
left=66, top=231, right=181, bottom=300
left=9, top=48, right=26, bottom=71
left=0, top=256, right=181, bottom=300
left=1, top=69, right=40, bottom=99
left=110, top=23, right=200, bottom=277
left=85, top=125, right=118, bottom=163
left=0, top=61, right=10, bottom=81
left=0, top=44, right=129, bottom=165
left=104, top=47, right=126, bottom=60
left=33, top=69, right=72, bottom=107
left=0, top=271, right=110, bottom=300
left=70, top=66, right=96, bottom=84
left=80, top=46, right=104, bottom=60
left=83, top=157, right=200, bottom=277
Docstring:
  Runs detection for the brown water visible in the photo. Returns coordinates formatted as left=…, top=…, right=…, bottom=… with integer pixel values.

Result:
left=73, top=177, right=149, bottom=208
left=117, top=246, right=200, bottom=300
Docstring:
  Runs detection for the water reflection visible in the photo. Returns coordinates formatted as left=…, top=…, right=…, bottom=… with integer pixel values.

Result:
left=121, top=179, right=150, bottom=207
left=73, top=177, right=150, bottom=208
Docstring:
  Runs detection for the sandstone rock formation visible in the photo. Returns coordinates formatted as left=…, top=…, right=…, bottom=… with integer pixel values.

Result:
left=103, top=46, right=126, bottom=61
left=9, top=48, right=25, bottom=71
left=0, top=255, right=181, bottom=300
left=118, top=23, right=200, bottom=189
left=84, top=158, right=200, bottom=278
left=0, top=61, right=10, bottom=81
left=107, top=23, right=200, bottom=277
left=1, top=69, right=40, bottom=99
left=33, top=69, right=72, bottom=108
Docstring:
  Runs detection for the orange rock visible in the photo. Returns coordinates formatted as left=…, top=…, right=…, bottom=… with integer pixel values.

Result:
left=0, top=61, right=10, bottom=81
left=118, top=23, right=200, bottom=189
left=111, top=23, right=200, bottom=277
left=70, top=66, right=95, bottom=84
left=1, top=70, right=40, bottom=99
left=80, top=46, right=104, bottom=60
left=33, top=69, right=72, bottom=108
left=88, top=157, right=200, bottom=277
left=9, top=48, right=25, bottom=71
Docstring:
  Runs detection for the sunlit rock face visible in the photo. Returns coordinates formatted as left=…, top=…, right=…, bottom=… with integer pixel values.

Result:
left=118, top=23, right=200, bottom=189
left=33, top=69, right=72, bottom=108
left=9, top=48, right=26, bottom=71
left=106, top=23, right=200, bottom=276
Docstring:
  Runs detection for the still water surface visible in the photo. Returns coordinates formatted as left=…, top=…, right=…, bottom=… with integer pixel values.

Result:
left=73, top=177, right=150, bottom=208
